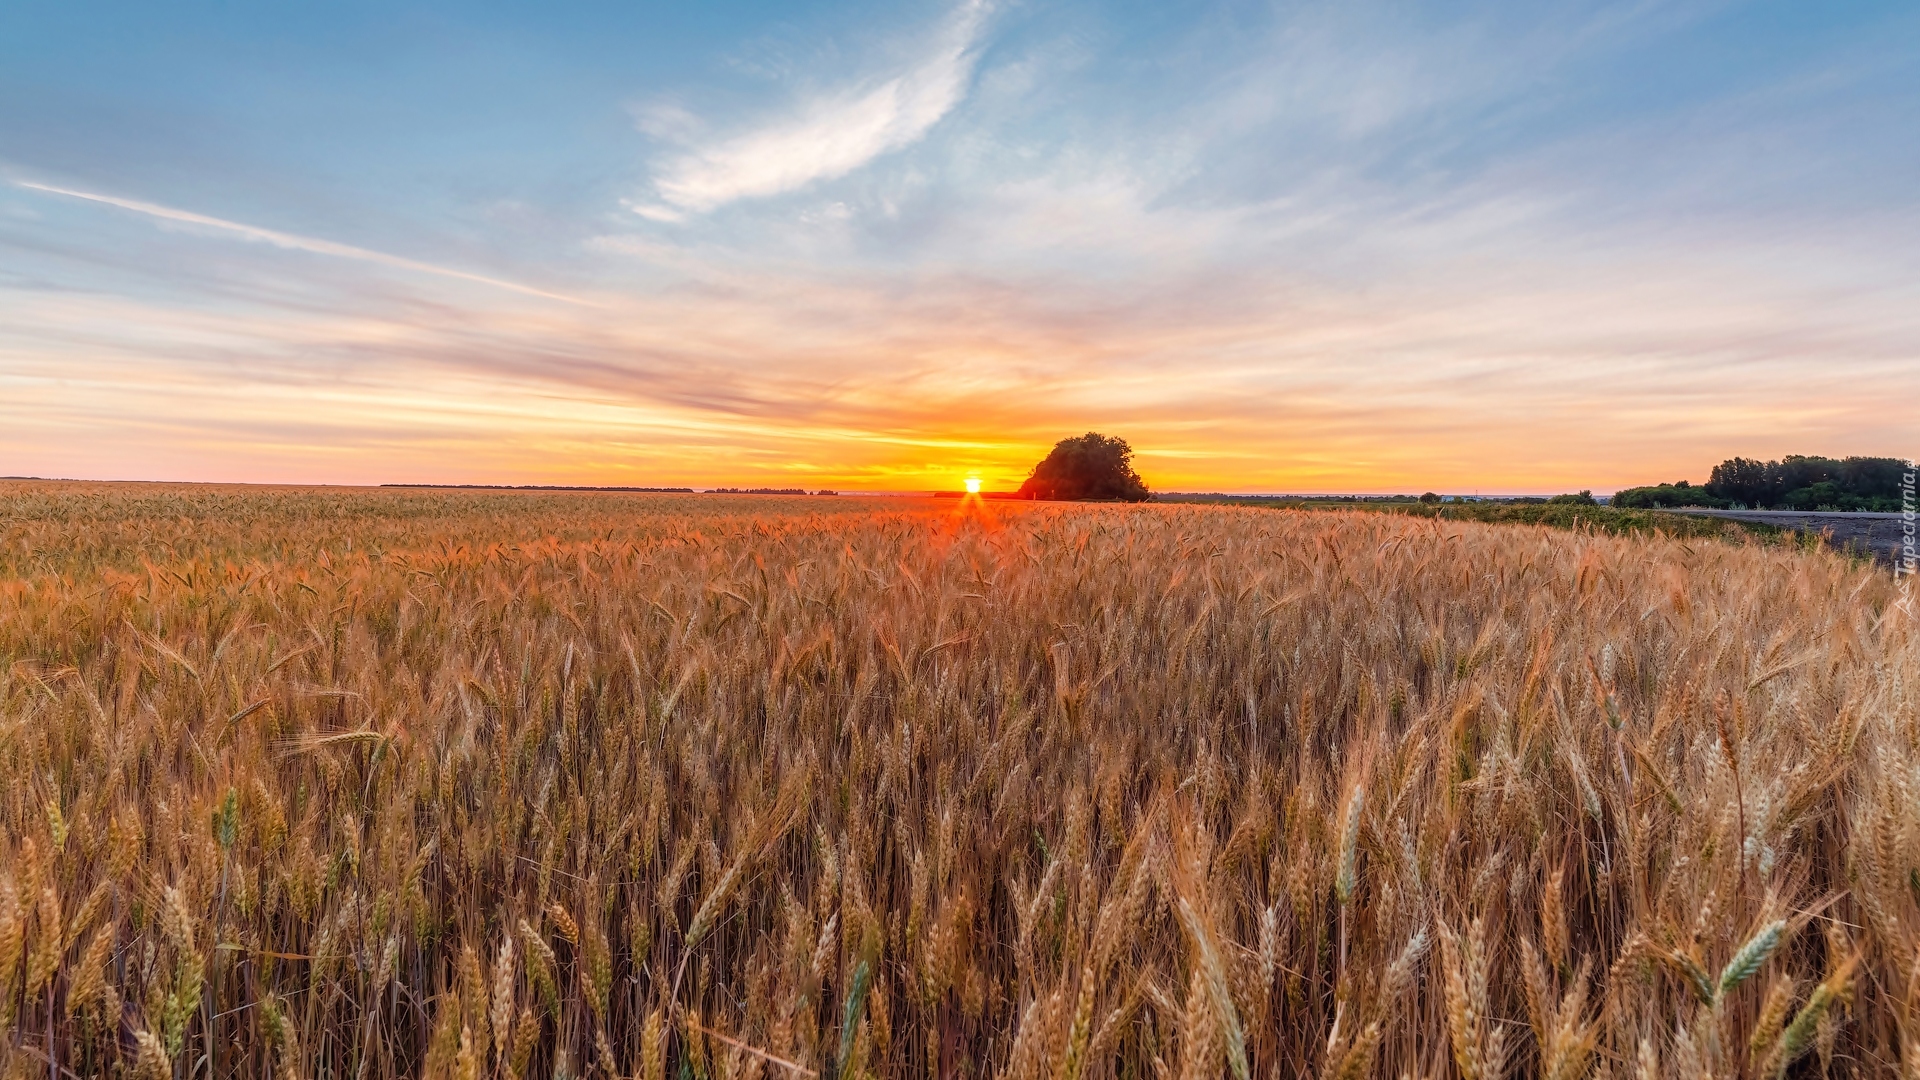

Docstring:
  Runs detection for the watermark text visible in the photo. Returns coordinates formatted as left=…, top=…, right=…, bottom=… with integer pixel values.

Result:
left=1897, top=461, right=1916, bottom=616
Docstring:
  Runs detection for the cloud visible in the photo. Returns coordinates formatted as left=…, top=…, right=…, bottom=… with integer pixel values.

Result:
left=635, top=0, right=991, bottom=218
left=12, top=180, right=591, bottom=305
left=7, top=189, right=1918, bottom=492
left=7, top=1, right=1916, bottom=491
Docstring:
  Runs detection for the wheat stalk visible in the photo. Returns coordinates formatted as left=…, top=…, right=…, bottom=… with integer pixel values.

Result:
left=0, top=484, right=1910, bottom=1078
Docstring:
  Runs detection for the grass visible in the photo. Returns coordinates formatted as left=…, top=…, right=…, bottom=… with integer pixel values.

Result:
left=1368, top=499, right=1776, bottom=538
left=1, top=480, right=1916, bottom=1079
left=1171, top=496, right=1788, bottom=546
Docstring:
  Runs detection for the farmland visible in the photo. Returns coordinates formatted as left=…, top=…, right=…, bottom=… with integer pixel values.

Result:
left=2, top=482, right=1916, bottom=1079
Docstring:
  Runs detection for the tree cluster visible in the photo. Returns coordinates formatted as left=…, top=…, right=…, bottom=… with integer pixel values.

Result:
left=1707, top=455, right=1908, bottom=510
left=1016, top=432, right=1152, bottom=501
left=1614, top=455, right=1910, bottom=511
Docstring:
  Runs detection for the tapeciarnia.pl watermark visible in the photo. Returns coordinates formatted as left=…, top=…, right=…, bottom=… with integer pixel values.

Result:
left=1898, top=460, right=1917, bottom=617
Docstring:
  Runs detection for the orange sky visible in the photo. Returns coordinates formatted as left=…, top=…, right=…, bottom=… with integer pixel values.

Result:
left=4, top=234, right=1912, bottom=493
left=4, top=2, right=1916, bottom=492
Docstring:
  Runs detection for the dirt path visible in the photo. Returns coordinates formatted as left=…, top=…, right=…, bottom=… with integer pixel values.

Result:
left=1667, top=508, right=1912, bottom=564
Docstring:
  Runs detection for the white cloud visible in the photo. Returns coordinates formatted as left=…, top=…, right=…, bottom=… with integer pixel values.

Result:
left=636, top=0, right=991, bottom=218
left=14, top=180, right=591, bottom=305
left=630, top=101, right=704, bottom=142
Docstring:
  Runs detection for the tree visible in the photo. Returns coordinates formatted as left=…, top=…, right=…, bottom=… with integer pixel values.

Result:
left=1706, top=454, right=1907, bottom=510
left=1707, top=457, right=1777, bottom=507
left=1418, top=492, right=1440, bottom=504
left=1017, top=433, right=1151, bottom=502
left=1548, top=490, right=1597, bottom=505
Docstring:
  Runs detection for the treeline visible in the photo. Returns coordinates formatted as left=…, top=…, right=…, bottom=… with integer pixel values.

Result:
left=380, top=485, right=845, bottom=496
left=383, top=484, right=696, bottom=492
left=1615, top=455, right=1909, bottom=511
left=708, top=487, right=835, bottom=495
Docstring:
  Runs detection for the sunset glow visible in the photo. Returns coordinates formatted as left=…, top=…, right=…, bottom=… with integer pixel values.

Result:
left=3, top=1, right=1915, bottom=491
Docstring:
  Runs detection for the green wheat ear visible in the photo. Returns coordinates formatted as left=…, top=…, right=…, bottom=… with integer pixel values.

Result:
left=213, top=787, right=240, bottom=851
left=1720, top=920, right=1785, bottom=997
left=828, top=923, right=882, bottom=1080
left=1774, top=983, right=1835, bottom=1074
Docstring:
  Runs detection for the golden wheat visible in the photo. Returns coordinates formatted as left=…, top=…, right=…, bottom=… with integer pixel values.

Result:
left=0, top=480, right=1916, bottom=1078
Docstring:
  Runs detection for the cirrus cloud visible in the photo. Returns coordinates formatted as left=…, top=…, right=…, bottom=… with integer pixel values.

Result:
left=633, top=0, right=992, bottom=220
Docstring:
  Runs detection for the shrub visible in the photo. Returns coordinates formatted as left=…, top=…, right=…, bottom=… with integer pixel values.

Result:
left=1611, top=484, right=1732, bottom=510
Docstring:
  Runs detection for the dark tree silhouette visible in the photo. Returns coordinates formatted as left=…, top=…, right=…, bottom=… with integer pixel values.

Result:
left=1017, top=433, right=1151, bottom=501
left=1704, top=454, right=1908, bottom=510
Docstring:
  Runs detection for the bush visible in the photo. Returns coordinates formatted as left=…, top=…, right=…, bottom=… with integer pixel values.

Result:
left=1780, top=481, right=1881, bottom=512
left=1611, top=484, right=1731, bottom=510
left=1548, top=490, right=1598, bottom=505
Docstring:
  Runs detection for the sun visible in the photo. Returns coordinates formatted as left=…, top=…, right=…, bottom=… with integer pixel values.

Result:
left=964, top=477, right=982, bottom=493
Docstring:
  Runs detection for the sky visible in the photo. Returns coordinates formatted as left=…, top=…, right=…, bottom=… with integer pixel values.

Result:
left=2, top=0, right=1916, bottom=494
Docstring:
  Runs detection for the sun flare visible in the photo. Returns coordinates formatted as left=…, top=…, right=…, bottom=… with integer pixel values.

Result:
left=964, top=477, right=981, bottom=493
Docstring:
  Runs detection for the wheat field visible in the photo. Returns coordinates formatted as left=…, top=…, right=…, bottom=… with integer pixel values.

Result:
left=2, top=482, right=1916, bottom=1079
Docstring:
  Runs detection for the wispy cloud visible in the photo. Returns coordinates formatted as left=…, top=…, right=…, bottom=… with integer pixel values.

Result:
left=5, top=1, right=1915, bottom=491
left=12, top=180, right=591, bottom=305
left=634, top=0, right=992, bottom=219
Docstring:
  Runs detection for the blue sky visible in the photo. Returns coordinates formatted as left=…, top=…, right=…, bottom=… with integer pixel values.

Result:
left=2, top=0, right=1915, bottom=491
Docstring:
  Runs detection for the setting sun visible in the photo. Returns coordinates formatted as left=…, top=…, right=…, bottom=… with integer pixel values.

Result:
left=964, top=477, right=981, bottom=493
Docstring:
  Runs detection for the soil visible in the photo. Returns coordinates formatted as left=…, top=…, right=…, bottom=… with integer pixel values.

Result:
left=1668, top=509, right=1913, bottom=566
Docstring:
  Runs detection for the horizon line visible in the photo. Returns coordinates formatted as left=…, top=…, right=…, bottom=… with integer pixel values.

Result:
left=3, top=475, right=1625, bottom=498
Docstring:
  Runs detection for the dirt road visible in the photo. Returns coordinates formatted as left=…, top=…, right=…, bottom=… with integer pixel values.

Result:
left=1666, top=508, right=1912, bottom=565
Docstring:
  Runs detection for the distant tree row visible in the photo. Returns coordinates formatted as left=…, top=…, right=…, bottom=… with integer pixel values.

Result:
left=1614, top=455, right=1910, bottom=511
left=381, top=484, right=697, bottom=492
left=707, top=487, right=827, bottom=495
